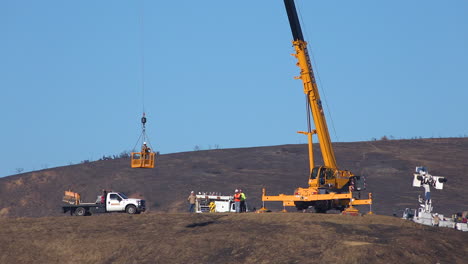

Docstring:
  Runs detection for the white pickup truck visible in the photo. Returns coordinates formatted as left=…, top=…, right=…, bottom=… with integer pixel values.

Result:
left=62, top=191, right=146, bottom=216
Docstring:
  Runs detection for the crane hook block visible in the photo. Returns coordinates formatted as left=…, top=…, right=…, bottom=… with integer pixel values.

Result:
left=141, top=116, right=147, bottom=124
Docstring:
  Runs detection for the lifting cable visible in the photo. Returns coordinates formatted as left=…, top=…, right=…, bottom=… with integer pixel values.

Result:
left=131, top=0, right=154, bottom=153
left=296, top=1, right=340, bottom=142
left=138, top=0, right=146, bottom=114
left=132, top=113, right=154, bottom=152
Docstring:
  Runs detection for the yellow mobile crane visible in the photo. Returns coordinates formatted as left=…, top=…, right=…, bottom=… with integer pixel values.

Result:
left=261, top=0, right=372, bottom=215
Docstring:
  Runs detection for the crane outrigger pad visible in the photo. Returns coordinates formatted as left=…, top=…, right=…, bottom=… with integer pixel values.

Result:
left=131, top=152, right=155, bottom=168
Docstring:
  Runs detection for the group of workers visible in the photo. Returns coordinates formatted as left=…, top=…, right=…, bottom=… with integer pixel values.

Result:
left=186, top=189, right=248, bottom=213
left=233, top=189, right=247, bottom=213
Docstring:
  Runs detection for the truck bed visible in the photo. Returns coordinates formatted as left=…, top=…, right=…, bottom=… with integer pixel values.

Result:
left=62, top=203, right=101, bottom=208
left=62, top=203, right=106, bottom=215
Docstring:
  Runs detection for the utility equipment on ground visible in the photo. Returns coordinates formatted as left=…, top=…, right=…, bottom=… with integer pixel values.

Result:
left=195, top=193, right=237, bottom=213
left=260, top=0, right=372, bottom=214
left=402, top=167, right=468, bottom=231
left=131, top=113, right=156, bottom=168
left=62, top=190, right=146, bottom=216
left=405, top=166, right=448, bottom=226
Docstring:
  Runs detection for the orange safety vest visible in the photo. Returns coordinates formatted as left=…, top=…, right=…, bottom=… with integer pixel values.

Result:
left=234, top=193, right=241, bottom=202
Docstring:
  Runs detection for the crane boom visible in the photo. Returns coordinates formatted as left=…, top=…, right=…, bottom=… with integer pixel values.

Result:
left=284, top=0, right=337, bottom=169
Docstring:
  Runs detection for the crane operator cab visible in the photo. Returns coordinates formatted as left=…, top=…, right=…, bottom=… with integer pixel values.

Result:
left=131, top=113, right=156, bottom=168
left=308, top=166, right=360, bottom=192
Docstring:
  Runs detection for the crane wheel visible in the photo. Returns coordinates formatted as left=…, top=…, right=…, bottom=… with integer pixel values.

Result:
left=314, top=207, right=327, bottom=214
left=126, top=205, right=137, bottom=214
left=75, top=207, right=86, bottom=216
left=294, top=202, right=309, bottom=211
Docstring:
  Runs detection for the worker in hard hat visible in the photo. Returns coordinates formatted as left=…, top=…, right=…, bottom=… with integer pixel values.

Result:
left=142, top=142, right=151, bottom=153
left=239, top=189, right=247, bottom=213
left=141, top=142, right=151, bottom=160
left=233, top=189, right=241, bottom=213
left=187, top=191, right=196, bottom=213
left=433, top=213, right=440, bottom=227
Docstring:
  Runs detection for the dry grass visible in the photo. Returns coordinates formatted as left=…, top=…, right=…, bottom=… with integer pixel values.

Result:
left=0, top=213, right=466, bottom=264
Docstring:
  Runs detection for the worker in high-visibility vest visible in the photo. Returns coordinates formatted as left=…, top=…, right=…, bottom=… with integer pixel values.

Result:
left=240, top=189, right=247, bottom=213
left=233, top=189, right=241, bottom=213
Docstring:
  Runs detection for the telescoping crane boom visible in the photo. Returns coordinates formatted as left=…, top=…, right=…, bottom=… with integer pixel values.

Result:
left=261, top=0, right=372, bottom=214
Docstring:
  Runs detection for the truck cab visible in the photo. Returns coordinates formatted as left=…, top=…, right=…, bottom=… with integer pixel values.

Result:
left=105, top=192, right=145, bottom=214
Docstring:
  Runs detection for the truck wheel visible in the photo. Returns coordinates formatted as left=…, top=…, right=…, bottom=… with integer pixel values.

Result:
left=126, top=205, right=137, bottom=214
left=75, top=207, right=86, bottom=216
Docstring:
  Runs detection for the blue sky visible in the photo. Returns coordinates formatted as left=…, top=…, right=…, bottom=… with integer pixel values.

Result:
left=1, top=0, right=467, bottom=177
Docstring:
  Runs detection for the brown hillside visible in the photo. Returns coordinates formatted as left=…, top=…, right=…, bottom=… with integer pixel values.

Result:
left=0, top=138, right=467, bottom=217
left=0, top=213, right=467, bottom=264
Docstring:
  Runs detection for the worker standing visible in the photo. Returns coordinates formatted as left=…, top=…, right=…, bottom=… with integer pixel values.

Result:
left=142, top=142, right=151, bottom=153
left=233, top=189, right=241, bottom=213
left=433, top=213, right=440, bottom=227
left=141, top=142, right=151, bottom=160
left=240, top=189, right=247, bottom=212
left=187, top=191, right=196, bottom=213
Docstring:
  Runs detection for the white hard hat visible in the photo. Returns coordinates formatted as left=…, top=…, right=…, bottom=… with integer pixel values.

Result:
left=143, top=142, right=147, bottom=144
left=191, top=191, right=194, bottom=193
left=235, top=189, right=238, bottom=192
left=435, top=213, right=438, bottom=216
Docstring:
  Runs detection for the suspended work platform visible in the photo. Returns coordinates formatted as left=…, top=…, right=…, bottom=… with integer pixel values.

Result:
left=131, top=113, right=156, bottom=168
left=131, top=151, right=155, bottom=168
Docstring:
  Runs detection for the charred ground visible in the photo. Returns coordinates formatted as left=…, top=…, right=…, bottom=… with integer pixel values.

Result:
left=1, top=138, right=468, bottom=217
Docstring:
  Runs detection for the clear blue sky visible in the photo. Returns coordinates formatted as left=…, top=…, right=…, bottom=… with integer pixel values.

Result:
left=1, top=0, right=467, bottom=177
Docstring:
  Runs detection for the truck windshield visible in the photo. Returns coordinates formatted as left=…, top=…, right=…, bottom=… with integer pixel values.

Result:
left=118, top=193, right=128, bottom=199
